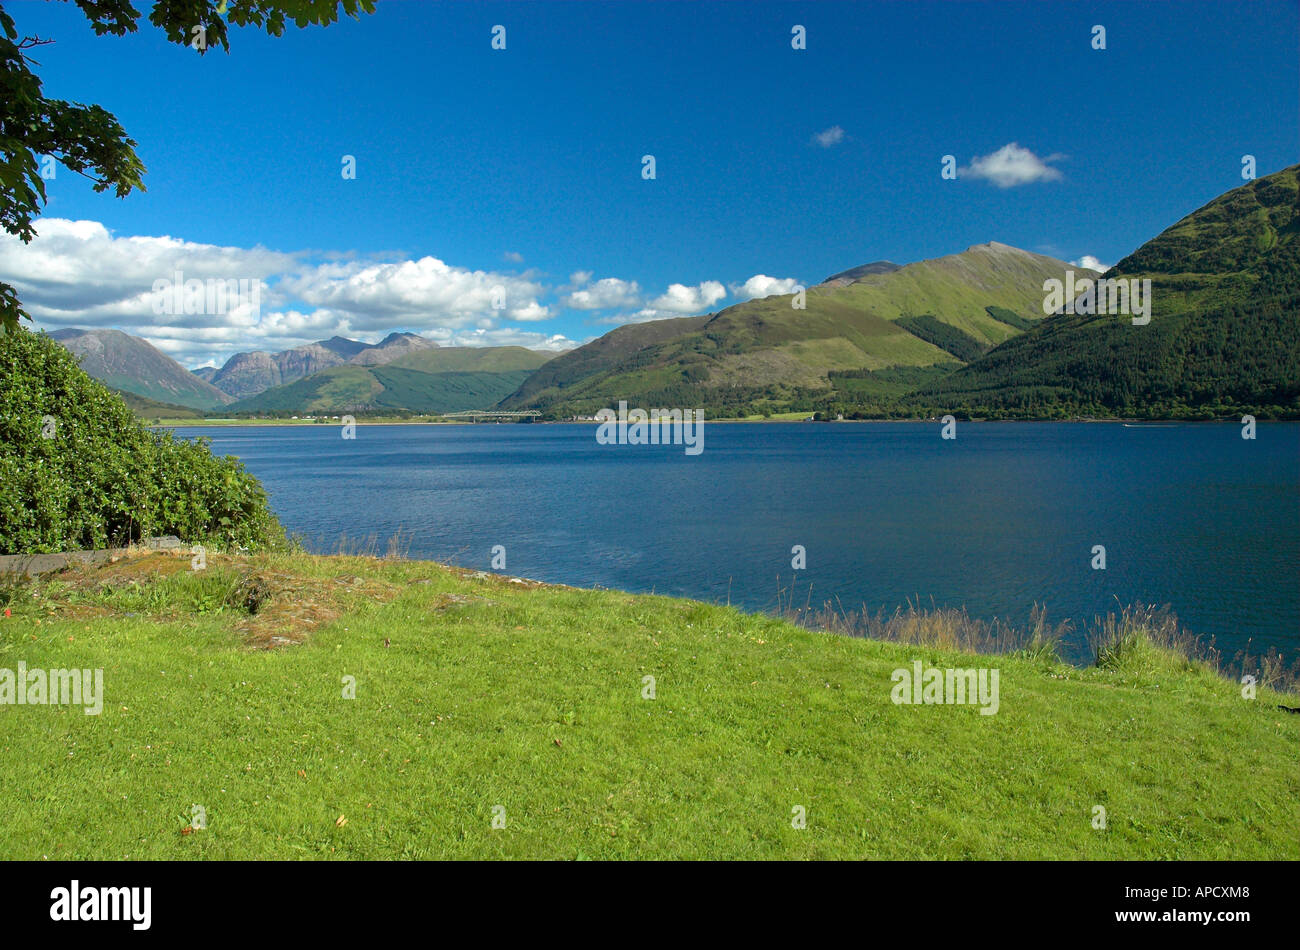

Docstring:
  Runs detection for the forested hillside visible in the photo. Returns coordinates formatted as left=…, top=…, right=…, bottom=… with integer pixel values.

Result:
left=910, top=165, right=1300, bottom=419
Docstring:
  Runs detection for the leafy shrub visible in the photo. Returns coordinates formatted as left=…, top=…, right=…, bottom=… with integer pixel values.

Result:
left=0, top=327, right=284, bottom=554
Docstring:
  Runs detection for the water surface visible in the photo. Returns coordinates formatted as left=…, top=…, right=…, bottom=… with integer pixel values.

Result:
left=174, top=421, right=1300, bottom=662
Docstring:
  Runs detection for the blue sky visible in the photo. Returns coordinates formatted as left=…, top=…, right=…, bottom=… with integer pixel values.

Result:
left=3, top=0, right=1296, bottom=366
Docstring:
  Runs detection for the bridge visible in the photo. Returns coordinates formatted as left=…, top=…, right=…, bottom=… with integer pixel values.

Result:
left=440, top=410, right=541, bottom=422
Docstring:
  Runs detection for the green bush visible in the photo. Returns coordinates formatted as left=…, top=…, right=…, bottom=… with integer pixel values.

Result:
left=0, top=327, right=284, bottom=554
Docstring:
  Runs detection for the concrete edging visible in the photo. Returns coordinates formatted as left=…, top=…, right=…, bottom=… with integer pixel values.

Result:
left=0, top=536, right=189, bottom=577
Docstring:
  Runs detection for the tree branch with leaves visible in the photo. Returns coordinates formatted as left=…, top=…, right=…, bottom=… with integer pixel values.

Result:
left=0, top=0, right=375, bottom=332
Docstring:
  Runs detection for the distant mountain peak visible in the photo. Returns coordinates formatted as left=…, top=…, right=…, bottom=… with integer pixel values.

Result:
left=205, top=332, right=441, bottom=398
left=348, top=331, right=439, bottom=366
left=49, top=327, right=233, bottom=410
left=821, top=260, right=900, bottom=286
left=317, top=336, right=370, bottom=359
left=376, top=331, right=427, bottom=345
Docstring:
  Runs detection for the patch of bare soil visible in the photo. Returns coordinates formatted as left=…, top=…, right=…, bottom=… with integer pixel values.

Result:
left=234, top=568, right=401, bottom=649
left=45, top=551, right=402, bottom=649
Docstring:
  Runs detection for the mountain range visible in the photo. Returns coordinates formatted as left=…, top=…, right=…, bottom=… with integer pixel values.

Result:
left=205, top=331, right=439, bottom=400
left=48, top=165, right=1299, bottom=421
left=499, top=241, right=1093, bottom=416
left=51, top=328, right=554, bottom=416
left=224, top=345, right=555, bottom=415
left=500, top=165, right=1298, bottom=420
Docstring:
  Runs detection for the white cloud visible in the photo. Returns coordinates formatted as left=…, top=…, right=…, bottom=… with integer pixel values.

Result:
left=599, top=274, right=791, bottom=325
left=730, top=274, right=801, bottom=300
left=563, top=276, right=642, bottom=310
left=282, top=256, right=548, bottom=329
left=425, top=327, right=579, bottom=351
left=812, top=126, right=846, bottom=148
left=960, top=143, right=1064, bottom=188
left=1070, top=255, right=1109, bottom=273
left=0, top=218, right=296, bottom=320
left=591, top=277, right=729, bottom=326
left=502, top=251, right=524, bottom=263
left=2, top=220, right=786, bottom=367
left=1, top=218, right=558, bottom=366
left=507, top=301, right=552, bottom=322
left=648, top=280, right=726, bottom=314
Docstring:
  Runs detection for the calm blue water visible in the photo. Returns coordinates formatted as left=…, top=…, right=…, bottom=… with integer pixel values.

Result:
left=174, top=422, right=1300, bottom=662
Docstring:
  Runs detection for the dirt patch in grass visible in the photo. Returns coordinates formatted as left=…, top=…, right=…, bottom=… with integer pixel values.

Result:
left=234, top=566, right=400, bottom=649
left=32, top=551, right=403, bottom=649
left=80, top=552, right=194, bottom=583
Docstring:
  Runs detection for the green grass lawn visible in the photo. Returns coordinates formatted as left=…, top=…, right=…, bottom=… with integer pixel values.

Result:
left=714, top=411, right=816, bottom=422
left=0, top=551, right=1295, bottom=860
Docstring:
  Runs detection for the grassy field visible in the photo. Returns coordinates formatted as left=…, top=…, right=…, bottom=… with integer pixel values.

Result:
left=712, top=411, right=815, bottom=422
left=0, top=550, right=1295, bottom=860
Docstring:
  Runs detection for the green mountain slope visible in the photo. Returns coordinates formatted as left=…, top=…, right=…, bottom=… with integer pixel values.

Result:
left=913, top=165, right=1300, bottom=418
left=110, top=388, right=203, bottom=421
left=501, top=243, right=1086, bottom=416
left=49, top=328, right=234, bottom=410
left=227, top=346, right=554, bottom=414
left=383, top=345, right=554, bottom=374
left=500, top=313, right=712, bottom=410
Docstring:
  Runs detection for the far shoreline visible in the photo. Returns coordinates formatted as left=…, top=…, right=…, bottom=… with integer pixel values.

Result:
left=149, top=416, right=1289, bottom=430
